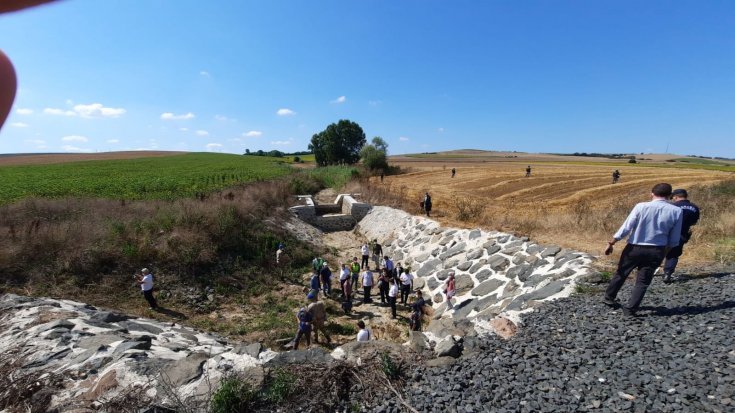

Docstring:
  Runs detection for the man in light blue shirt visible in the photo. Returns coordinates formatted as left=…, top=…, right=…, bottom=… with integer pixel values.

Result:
left=603, top=183, right=683, bottom=316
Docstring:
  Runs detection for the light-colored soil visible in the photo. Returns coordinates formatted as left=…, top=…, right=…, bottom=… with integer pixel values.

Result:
left=0, top=151, right=186, bottom=166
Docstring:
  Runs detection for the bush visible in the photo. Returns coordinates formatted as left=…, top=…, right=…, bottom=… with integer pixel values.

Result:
left=628, top=159, right=637, bottom=164
left=210, top=376, right=257, bottom=413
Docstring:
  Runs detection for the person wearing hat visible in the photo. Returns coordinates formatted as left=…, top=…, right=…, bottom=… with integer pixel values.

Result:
left=662, top=189, right=700, bottom=282
left=603, top=183, right=683, bottom=316
left=134, top=268, right=158, bottom=310
left=306, top=291, right=331, bottom=344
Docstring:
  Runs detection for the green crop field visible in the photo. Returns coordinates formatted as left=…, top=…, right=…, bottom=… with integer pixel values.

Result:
left=0, top=153, right=294, bottom=204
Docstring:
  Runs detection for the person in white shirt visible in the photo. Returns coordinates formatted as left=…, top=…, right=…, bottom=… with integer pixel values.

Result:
left=339, top=263, right=351, bottom=299
left=360, top=243, right=370, bottom=269
left=399, top=270, right=413, bottom=305
left=356, top=320, right=371, bottom=341
left=388, top=278, right=399, bottom=319
left=135, top=268, right=158, bottom=310
left=361, top=269, right=374, bottom=303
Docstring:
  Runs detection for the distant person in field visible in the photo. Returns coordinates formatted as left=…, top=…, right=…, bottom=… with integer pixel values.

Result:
left=135, top=268, right=158, bottom=310
left=423, top=192, right=432, bottom=217
left=307, top=291, right=331, bottom=344
left=662, top=189, right=700, bottom=283
left=451, top=167, right=456, bottom=178
left=612, top=169, right=621, bottom=184
left=380, top=172, right=384, bottom=183
left=603, top=183, right=683, bottom=317
left=525, top=165, right=532, bottom=177
left=276, top=245, right=284, bottom=264
left=360, top=243, right=370, bottom=269
left=371, top=239, right=383, bottom=270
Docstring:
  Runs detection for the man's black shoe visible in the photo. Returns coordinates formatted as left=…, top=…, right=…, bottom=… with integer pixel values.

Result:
left=602, top=296, right=618, bottom=306
left=622, top=307, right=638, bottom=317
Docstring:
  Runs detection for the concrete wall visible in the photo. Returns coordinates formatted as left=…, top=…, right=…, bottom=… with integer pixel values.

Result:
left=289, top=194, right=370, bottom=232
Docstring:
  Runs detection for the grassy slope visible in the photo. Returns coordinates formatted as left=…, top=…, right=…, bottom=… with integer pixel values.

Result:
left=0, top=153, right=294, bottom=204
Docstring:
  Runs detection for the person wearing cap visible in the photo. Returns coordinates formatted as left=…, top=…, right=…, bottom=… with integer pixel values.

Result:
left=319, top=261, right=332, bottom=297
left=662, top=189, right=700, bottom=282
left=306, top=292, right=331, bottom=344
left=444, top=272, right=456, bottom=309
left=135, top=268, right=158, bottom=310
left=603, top=183, right=683, bottom=316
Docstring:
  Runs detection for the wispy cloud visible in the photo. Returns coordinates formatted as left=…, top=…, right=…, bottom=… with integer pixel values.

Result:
left=331, top=96, right=346, bottom=104
left=196, top=130, right=209, bottom=137
left=107, top=139, right=119, bottom=144
left=437, top=128, right=444, bottom=133
left=276, top=108, right=295, bottom=116
left=200, top=70, right=210, bottom=77
left=271, top=139, right=292, bottom=146
left=44, top=108, right=77, bottom=116
left=62, top=135, right=89, bottom=142
left=24, top=139, right=46, bottom=145
left=15, top=108, right=33, bottom=115
left=368, top=100, right=382, bottom=107
left=62, top=145, right=93, bottom=153
left=243, top=130, right=263, bottom=137
left=179, top=127, right=189, bottom=132
left=399, top=136, right=409, bottom=141
left=10, top=122, right=28, bottom=128
left=215, top=114, right=235, bottom=122
left=161, top=112, right=195, bottom=120
left=206, top=143, right=223, bottom=152
left=73, top=103, right=126, bottom=118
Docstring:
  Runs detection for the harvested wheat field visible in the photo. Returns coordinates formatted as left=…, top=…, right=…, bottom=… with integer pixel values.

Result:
left=365, top=153, right=734, bottom=269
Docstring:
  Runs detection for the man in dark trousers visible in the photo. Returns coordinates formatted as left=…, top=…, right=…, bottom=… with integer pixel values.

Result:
left=525, top=165, right=532, bottom=177
left=603, top=183, right=683, bottom=316
left=451, top=168, right=456, bottom=178
left=612, top=169, right=621, bottom=184
left=423, top=192, right=432, bottom=217
left=662, top=188, right=700, bottom=282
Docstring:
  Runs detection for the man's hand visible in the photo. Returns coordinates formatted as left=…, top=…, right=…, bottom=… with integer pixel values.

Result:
left=604, top=244, right=614, bottom=255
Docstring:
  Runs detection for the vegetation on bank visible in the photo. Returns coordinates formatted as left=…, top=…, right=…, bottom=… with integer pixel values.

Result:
left=0, top=153, right=294, bottom=205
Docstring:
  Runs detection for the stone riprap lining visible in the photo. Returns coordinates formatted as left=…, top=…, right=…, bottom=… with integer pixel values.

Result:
left=0, top=294, right=274, bottom=410
left=356, top=206, right=598, bottom=335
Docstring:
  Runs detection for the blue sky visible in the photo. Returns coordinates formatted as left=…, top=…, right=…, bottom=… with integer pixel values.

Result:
left=1, top=1, right=733, bottom=157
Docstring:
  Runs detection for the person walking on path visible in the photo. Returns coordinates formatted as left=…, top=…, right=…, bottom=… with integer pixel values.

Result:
left=444, top=272, right=456, bottom=309
left=371, top=240, right=383, bottom=270
left=356, top=320, right=371, bottom=341
left=309, top=270, right=321, bottom=296
left=350, top=257, right=361, bottom=290
left=293, top=306, right=313, bottom=350
left=399, top=269, right=413, bottom=305
left=451, top=168, right=456, bottom=178
left=319, top=262, right=332, bottom=297
left=135, top=268, right=158, bottom=310
left=525, top=165, right=532, bottom=177
left=360, top=243, right=370, bottom=270
left=423, top=192, right=433, bottom=217
left=663, top=189, right=700, bottom=282
left=384, top=256, right=395, bottom=277
left=409, top=290, right=426, bottom=331
left=603, top=183, right=683, bottom=316
left=306, top=292, right=331, bottom=344
left=339, top=263, right=350, bottom=299
left=388, top=277, right=399, bottom=319
left=378, top=268, right=390, bottom=304
left=612, top=169, right=621, bottom=184
left=361, top=268, right=374, bottom=304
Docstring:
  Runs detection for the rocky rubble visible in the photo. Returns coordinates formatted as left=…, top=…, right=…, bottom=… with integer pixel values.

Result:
left=380, top=273, right=735, bottom=413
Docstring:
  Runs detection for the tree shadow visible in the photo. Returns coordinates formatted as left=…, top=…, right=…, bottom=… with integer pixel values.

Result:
left=641, top=300, right=735, bottom=317
left=667, top=272, right=734, bottom=283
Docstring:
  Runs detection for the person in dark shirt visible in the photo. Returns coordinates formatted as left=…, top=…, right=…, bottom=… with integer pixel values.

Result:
left=612, top=170, right=621, bottom=184
left=423, top=192, right=432, bottom=217
left=663, top=189, right=700, bottom=282
left=451, top=168, right=456, bottom=178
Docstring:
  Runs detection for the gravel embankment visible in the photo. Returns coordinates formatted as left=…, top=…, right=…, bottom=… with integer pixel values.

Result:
left=383, top=273, right=735, bottom=413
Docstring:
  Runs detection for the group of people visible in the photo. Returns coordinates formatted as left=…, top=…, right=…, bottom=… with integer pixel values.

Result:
left=603, top=184, right=700, bottom=316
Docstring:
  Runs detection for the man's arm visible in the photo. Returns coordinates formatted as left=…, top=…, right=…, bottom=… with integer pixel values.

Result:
left=605, top=204, right=639, bottom=254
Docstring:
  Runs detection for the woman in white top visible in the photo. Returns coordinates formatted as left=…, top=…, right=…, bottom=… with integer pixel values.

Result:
left=135, top=268, right=158, bottom=310
left=356, top=320, right=371, bottom=341
left=388, top=277, right=399, bottom=319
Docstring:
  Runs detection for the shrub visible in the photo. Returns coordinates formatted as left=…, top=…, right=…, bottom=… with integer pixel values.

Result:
left=210, top=376, right=258, bottom=413
left=262, top=369, right=296, bottom=404
left=454, top=197, right=485, bottom=222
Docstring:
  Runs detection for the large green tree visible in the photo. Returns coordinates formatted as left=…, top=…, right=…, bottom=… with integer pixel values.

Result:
left=308, top=119, right=367, bottom=166
left=360, top=136, right=389, bottom=171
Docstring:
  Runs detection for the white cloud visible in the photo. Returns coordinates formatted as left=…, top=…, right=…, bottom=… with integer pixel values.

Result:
left=196, top=130, right=209, bottom=136
left=437, top=127, right=445, bottom=133
left=206, top=143, right=223, bottom=152
left=276, top=108, right=295, bottom=116
left=200, top=70, right=210, bottom=77
left=331, top=96, right=346, bottom=104
left=24, top=139, right=46, bottom=145
left=179, top=127, right=189, bottom=132
left=243, top=130, right=263, bottom=137
left=62, top=135, right=89, bottom=142
left=44, top=108, right=77, bottom=116
left=368, top=100, right=382, bottom=106
left=15, top=108, right=33, bottom=115
left=107, top=139, right=119, bottom=144
left=73, top=103, right=126, bottom=118
left=399, top=136, right=410, bottom=141
left=62, top=145, right=93, bottom=153
left=10, top=122, right=28, bottom=128
left=271, top=139, right=292, bottom=146
left=215, top=114, right=235, bottom=121
left=161, top=112, right=195, bottom=120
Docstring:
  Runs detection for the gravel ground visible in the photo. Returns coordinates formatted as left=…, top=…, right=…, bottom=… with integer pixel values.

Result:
left=378, top=273, right=735, bottom=413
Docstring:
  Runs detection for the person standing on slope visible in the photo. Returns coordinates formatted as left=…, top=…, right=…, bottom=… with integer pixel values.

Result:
left=662, top=188, right=700, bottom=282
